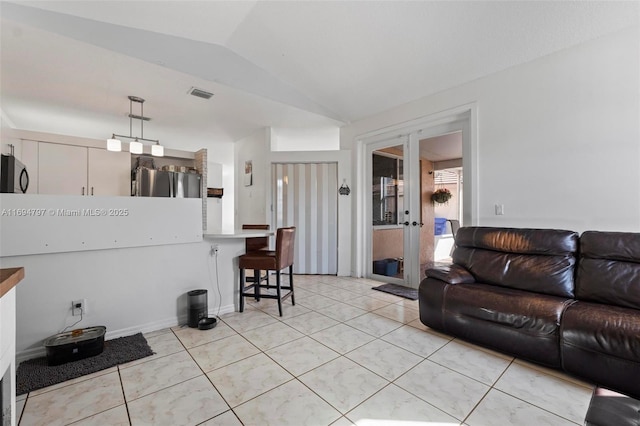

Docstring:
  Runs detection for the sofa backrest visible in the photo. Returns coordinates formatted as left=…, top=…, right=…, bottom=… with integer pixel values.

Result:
left=576, top=231, right=640, bottom=310
left=452, top=227, right=579, bottom=298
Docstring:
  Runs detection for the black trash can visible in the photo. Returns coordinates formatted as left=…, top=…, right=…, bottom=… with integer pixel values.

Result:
left=187, top=289, right=208, bottom=328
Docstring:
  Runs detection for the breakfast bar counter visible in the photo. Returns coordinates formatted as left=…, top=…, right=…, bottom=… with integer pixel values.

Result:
left=202, top=231, right=273, bottom=314
left=1, top=267, right=24, bottom=426
left=203, top=230, right=274, bottom=240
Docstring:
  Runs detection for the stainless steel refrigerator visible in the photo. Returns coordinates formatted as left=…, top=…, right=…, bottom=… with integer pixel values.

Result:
left=134, top=168, right=201, bottom=198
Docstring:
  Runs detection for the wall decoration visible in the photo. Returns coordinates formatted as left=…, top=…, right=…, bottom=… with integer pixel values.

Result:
left=339, top=180, right=351, bottom=196
left=244, top=160, right=253, bottom=186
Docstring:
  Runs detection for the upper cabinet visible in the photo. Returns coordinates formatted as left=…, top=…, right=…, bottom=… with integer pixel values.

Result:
left=87, top=148, right=131, bottom=196
left=37, top=143, right=130, bottom=196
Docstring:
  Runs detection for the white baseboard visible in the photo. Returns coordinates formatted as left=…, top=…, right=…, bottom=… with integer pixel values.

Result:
left=16, top=304, right=236, bottom=364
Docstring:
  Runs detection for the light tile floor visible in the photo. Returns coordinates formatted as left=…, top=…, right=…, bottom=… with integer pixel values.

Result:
left=17, top=275, right=594, bottom=425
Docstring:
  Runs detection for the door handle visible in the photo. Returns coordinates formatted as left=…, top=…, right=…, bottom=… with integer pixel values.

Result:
left=20, top=168, right=29, bottom=193
left=82, top=186, right=85, bottom=196
left=91, top=187, right=94, bottom=196
left=412, top=221, right=424, bottom=227
left=403, top=221, right=410, bottom=226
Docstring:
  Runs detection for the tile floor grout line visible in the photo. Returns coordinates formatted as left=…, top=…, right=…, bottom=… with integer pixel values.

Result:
left=292, top=370, right=360, bottom=420
left=459, top=384, right=492, bottom=425
left=387, top=369, right=468, bottom=424
left=116, top=365, right=133, bottom=426
left=16, top=394, right=28, bottom=426
left=185, top=339, right=237, bottom=426
left=387, top=380, right=465, bottom=425
left=228, top=376, right=299, bottom=411
left=487, top=387, right=584, bottom=425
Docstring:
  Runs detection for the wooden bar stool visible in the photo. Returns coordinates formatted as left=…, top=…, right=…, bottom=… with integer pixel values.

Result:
left=239, top=226, right=296, bottom=316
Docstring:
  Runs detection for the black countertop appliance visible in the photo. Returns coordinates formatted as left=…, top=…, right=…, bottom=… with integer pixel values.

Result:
left=1, top=154, right=29, bottom=193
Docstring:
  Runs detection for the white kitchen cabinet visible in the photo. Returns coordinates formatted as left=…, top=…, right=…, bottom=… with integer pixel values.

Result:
left=38, top=143, right=88, bottom=195
left=37, top=142, right=130, bottom=196
left=88, top=148, right=130, bottom=196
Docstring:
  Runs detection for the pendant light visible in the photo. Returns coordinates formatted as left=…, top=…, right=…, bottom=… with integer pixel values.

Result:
left=108, top=96, right=164, bottom=157
left=151, top=144, right=164, bottom=157
left=107, top=138, right=122, bottom=152
left=129, top=140, right=143, bottom=154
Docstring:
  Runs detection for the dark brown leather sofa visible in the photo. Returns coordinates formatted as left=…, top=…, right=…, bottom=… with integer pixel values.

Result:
left=419, top=226, right=640, bottom=400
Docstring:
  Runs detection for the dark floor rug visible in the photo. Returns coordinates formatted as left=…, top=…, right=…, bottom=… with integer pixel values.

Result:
left=372, top=283, right=418, bottom=300
left=16, top=332, right=154, bottom=395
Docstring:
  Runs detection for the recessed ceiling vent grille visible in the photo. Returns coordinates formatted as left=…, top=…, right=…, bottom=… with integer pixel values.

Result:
left=188, top=87, right=214, bottom=100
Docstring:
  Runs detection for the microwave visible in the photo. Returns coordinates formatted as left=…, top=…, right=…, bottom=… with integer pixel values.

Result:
left=1, top=154, right=29, bottom=193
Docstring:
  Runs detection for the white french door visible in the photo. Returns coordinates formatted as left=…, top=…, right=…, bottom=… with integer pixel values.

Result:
left=365, top=118, right=471, bottom=288
left=367, top=135, right=421, bottom=287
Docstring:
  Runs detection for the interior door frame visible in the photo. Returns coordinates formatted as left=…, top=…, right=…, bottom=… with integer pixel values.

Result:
left=266, top=149, right=351, bottom=276
left=356, top=103, right=478, bottom=279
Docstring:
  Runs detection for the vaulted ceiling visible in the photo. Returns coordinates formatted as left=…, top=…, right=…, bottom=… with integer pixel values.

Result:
left=1, top=1, right=637, bottom=150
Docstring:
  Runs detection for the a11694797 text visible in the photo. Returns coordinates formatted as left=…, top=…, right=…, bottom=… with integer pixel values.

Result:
left=1, top=208, right=129, bottom=217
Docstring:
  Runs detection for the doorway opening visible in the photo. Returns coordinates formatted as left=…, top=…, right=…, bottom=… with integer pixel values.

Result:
left=433, top=167, right=462, bottom=263
left=272, top=162, right=338, bottom=275
left=361, top=106, right=474, bottom=287
left=371, top=145, right=405, bottom=284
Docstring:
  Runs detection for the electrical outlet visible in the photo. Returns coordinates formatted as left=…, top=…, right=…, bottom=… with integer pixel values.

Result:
left=210, top=245, right=219, bottom=256
left=72, top=299, right=87, bottom=316
left=495, top=204, right=505, bottom=216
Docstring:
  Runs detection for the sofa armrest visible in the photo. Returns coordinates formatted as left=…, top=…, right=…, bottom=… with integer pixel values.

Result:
left=425, top=264, right=475, bottom=285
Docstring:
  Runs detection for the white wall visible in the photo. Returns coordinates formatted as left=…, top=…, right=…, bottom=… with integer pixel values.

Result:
left=1, top=240, right=239, bottom=361
left=235, top=128, right=270, bottom=227
left=1, top=112, right=21, bottom=158
left=271, top=126, right=340, bottom=151
left=217, top=145, right=235, bottom=233
left=342, top=26, right=640, bottom=235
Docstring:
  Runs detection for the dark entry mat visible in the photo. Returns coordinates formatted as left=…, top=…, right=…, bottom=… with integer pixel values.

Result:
left=16, top=332, right=154, bottom=395
left=372, top=283, right=418, bottom=300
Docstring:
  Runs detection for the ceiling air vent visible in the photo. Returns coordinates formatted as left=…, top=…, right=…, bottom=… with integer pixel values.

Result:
left=188, top=87, right=214, bottom=100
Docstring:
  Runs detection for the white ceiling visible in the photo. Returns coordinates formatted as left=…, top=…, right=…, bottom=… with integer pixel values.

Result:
left=1, top=1, right=638, bottom=151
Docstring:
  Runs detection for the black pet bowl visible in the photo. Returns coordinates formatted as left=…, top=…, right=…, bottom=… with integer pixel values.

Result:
left=198, top=317, right=217, bottom=330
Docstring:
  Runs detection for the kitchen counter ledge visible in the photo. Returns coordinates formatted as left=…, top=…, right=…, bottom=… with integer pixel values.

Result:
left=0, top=267, right=24, bottom=299
left=204, top=230, right=274, bottom=239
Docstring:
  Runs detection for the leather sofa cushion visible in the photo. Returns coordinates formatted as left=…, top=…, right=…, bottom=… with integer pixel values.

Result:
left=576, top=231, right=640, bottom=310
left=584, top=387, right=640, bottom=426
left=561, top=301, right=640, bottom=399
left=455, top=227, right=579, bottom=255
left=561, top=301, right=640, bottom=364
left=452, top=227, right=578, bottom=298
left=443, top=283, right=572, bottom=367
